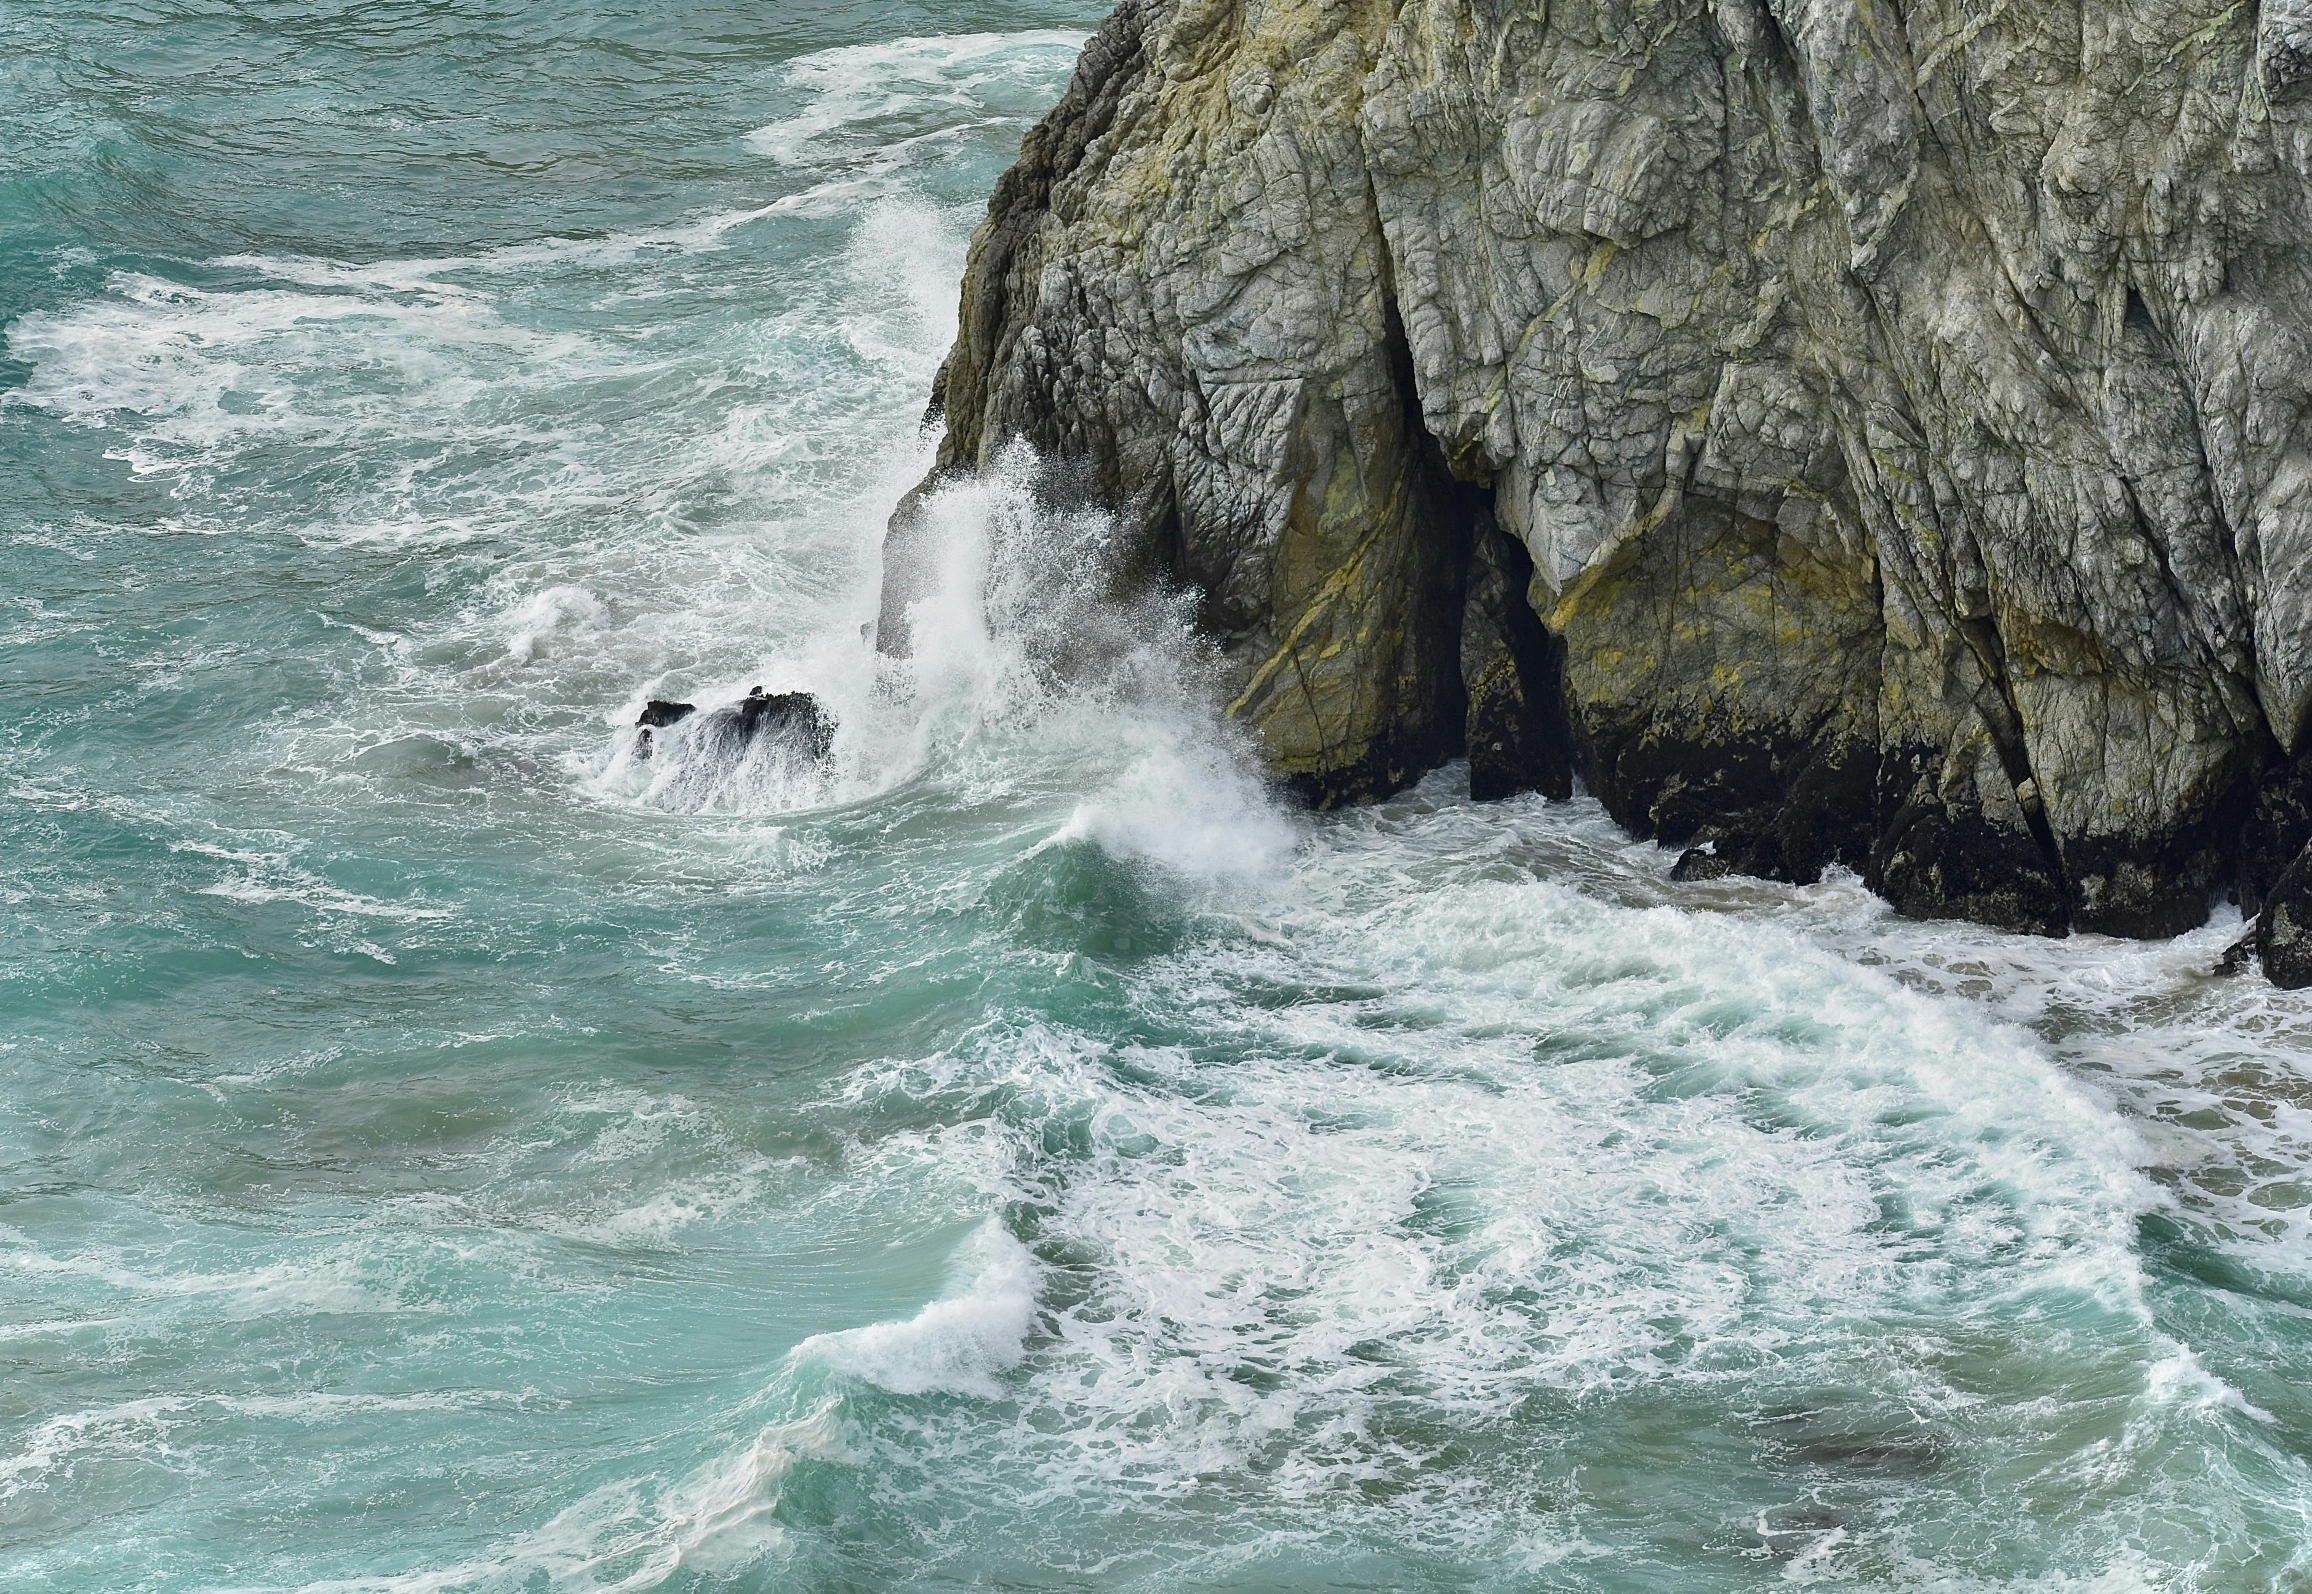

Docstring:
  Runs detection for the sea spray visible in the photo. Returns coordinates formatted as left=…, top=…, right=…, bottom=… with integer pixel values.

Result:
left=612, top=438, right=1297, bottom=918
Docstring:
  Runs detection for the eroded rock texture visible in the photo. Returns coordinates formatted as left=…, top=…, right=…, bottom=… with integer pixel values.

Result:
left=893, top=0, right=2312, bottom=971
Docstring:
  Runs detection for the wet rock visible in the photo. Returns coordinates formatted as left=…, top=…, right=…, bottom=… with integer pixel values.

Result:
left=1671, top=848, right=1733, bottom=883
left=632, top=699, right=697, bottom=762
left=707, top=686, right=834, bottom=762
left=2239, top=743, right=2312, bottom=919
left=633, top=690, right=834, bottom=766
left=2216, top=933, right=2257, bottom=977
left=1460, top=519, right=1572, bottom=804
left=2257, top=843, right=2312, bottom=989
left=896, top=0, right=2312, bottom=946
left=1867, top=795, right=2072, bottom=939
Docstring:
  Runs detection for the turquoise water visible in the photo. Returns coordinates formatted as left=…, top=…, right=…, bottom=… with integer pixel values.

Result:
left=5, top=4, right=2312, bottom=1590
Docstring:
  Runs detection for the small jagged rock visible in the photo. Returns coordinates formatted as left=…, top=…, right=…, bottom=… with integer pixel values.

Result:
left=2256, top=843, right=2312, bottom=989
left=2216, top=934, right=2258, bottom=977
left=633, top=699, right=697, bottom=760
left=709, top=687, right=834, bottom=762
left=1671, top=848, right=1734, bottom=884
left=634, top=690, right=834, bottom=766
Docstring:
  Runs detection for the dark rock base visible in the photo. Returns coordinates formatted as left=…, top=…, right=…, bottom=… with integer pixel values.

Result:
left=1570, top=709, right=1880, bottom=890
left=1460, top=522, right=1572, bottom=804
left=1867, top=797, right=2071, bottom=938
left=635, top=688, right=833, bottom=765
left=2258, top=843, right=2312, bottom=989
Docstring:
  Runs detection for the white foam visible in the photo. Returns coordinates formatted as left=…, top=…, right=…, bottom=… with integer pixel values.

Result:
left=0, top=1395, right=192, bottom=1500
left=0, top=1385, right=534, bottom=1497
left=766, top=783, right=2301, bottom=1575
left=657, top=1406, right=847, bottom=1576
left=1042, top=723, right=1299, bottom=891
left=2143, top=1342, right=2278, bottom=1424
left=192, top=875, right=457, bottom=922
left=744, top=31, right=1088, bottom=173
left=790, top=1220, right=1038, bottom=1398
left=0, top=1244, right=402, bottom=1320
left=1656, top=856, right=2312, bottom=1262
left=501, top=583, right=608, bottom=662
left=207, top=201, right=786, bottom=291
left=3, top=269, right=582, bottom=445
left=275, top=1405, right=846, bottom=1594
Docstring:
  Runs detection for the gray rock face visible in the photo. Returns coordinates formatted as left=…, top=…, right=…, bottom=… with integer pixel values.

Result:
left=894, top=0, right=2312, bottom=975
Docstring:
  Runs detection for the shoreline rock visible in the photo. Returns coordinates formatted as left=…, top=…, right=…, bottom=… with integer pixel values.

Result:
left=886, top=0, right=2312, bottom=982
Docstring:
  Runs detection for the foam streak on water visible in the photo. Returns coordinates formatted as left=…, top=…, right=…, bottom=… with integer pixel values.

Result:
left=2, top=4, right=2310, bottom=1592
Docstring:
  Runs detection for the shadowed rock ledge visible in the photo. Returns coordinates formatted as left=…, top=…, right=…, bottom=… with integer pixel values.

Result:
left=884, top=0, right=2312, bottom=982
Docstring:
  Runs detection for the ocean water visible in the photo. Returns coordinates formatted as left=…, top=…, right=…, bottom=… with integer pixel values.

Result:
left=4, top=3, right=2311, bottom=1590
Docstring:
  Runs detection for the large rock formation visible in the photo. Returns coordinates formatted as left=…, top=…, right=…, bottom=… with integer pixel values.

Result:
left=888, top=0, right=2312, bottom=978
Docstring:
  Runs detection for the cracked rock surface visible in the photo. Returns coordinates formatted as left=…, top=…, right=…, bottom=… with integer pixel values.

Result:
left=890, top=0, right=2312, bottom=975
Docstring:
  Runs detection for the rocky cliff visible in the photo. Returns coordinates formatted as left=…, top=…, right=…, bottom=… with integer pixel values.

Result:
left=884, top=0, right=2312, bottom=982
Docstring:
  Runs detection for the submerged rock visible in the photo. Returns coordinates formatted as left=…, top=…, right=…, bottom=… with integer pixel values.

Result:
left=892, top=0, right=2312, bottom=982
left=2217, top=933, right=2259, bottom=978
